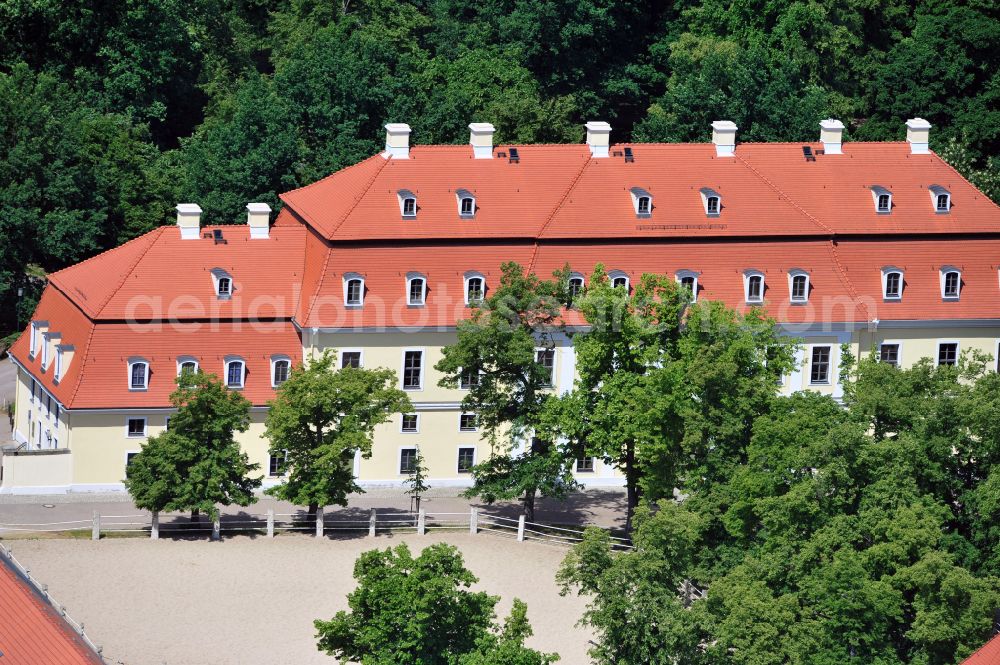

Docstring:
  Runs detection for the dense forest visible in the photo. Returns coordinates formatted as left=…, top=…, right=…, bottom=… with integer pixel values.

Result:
left=1, top=0, right=998, bottom=341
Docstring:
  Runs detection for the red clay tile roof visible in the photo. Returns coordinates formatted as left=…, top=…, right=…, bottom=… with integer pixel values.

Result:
left=0, top=556, right=103, bottom=664
left=962, top=633, right=1000, bottom=664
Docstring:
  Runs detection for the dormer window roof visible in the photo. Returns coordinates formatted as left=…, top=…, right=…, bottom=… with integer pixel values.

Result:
left=398, top=190, right=417, bottom=218
left=744, top=270, right=765, bottom=304
left=629, top=188, right=652, bottom=218
left=882, top=266, right=904, bottom=300
left=871, top=186, right=892, bottom=214
left=456, top=189, right=476, bottom=218
left=929, top=185, right=951, bottom=213
left=788, top=269, right=809, bottom=303
left=699, top=188, right=721, bottom=217
left=211, top=268, right=233, bottom=299
left=344, top=273, right=365, bottom=307
left=940, top=266, right=961, bottom=300
left=407, top=273, right=427, bottom=306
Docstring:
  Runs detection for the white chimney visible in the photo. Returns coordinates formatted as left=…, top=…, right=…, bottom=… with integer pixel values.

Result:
left=711, top=121, right=738, bottom=157
left=906, top=118, right=931, bottom=154
left=469, top=123, right=495, bottom=159
left=176, top=203, right=202, bottom=240
left=384, top=123, right=411, bottom=159
left=246, top=202, right=271, bottom=239
left=819, top=118, right=845, bottom=154
left=585, top=121, right=612, bottom=158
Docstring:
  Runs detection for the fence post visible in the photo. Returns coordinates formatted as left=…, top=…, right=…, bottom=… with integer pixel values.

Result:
left=417, top=509, right=426, bottom=535
left=211, top=515, right=221, bottom=541
left=517, top=514, right=525, bottom=542
left=315, top=506, right=325, bottom=538
left=150, top=511, right=159, bottom=540
left=369, top=509, right=377, bottom=537
left=267, top=509, right=275, bottom=538
left=469, top=508, right=478, bottom=535
left=91, top=511, right=100, bottom=541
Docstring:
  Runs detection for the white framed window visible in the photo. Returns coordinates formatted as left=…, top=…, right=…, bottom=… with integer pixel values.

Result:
left=788, top=269, right=809, bottom=303
left=676, top=270, right=699, bottom=302
left=126, top=417, right=147, bottom=438
left=459, top=413, right=478, bottom=432
left=211, top=268, right=234, bottom=299
left=937, top=341, right=959, bottom=366
left=339, top=349, right=363, bottom=369
left=567, top=273, right=585, bottom=302
left=225, top=357, right=246, bottom=389
left=398, top=190, right=417, bottom=218
left=464, top=272, right=486, bottom=305
left=535, top=348, right=555, bottom=387
left=177, top=357, right=199, bottom=376
left=125, top=451, right=140, bottom=468
left=459, top=367, right=480, bottom=390
left=576, top=457, right=595, bottom=473
left=881, top=267, right=903, bottom=300
left=399, top=447, right=417, bottom=473
left=271, top=355, right=291, bottom=387
left=629, top=187, right=652, bottom=217
left=879, top=342, right=901, bottom=367
left=809, top=346, right=832, bottom=385
left=40, top=333, right=50, bottom=370
left=929, top=185, right=951, bottom=213
left=401, top=414, right=419, bottom=433
left=457, top=447, right=476, bottom=473
left=29, top=321, right=46, bottom=358
left=406, top=273, right=427, bottom=306
left=128, top=358, right=149, bottom=390
left=343, top=273, right=365, bottom=307
left=743, top=270, right=765, bottom=304
left=871, top=186, right=892, bottom=214
left=940, top=267, right=961, bottom=300
left=53, top=345, right=64, bottom=382
left=456, top=189, right=476, bottom=218
left=608, top=270, right=629, bottom=291
left=401, top=349, right=424, bottom=390
left=699, top=188, right=722, bottom=217
left=268, top=451, right=288, bottom=477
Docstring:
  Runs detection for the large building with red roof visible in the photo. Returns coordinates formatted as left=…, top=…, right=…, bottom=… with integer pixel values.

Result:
left=3, top=118, right=1000, bottom=492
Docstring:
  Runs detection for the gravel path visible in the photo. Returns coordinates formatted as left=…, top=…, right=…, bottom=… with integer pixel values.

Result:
left=8, top=533, right=595, bottom=665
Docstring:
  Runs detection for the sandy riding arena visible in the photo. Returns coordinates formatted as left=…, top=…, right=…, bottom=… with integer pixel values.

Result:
left=7, top=532, right=594, bottom=664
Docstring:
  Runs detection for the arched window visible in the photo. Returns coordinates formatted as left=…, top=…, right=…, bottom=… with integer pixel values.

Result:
left=398, top=190, right=417, bottom=218
left=225, top=358, right=246, bottom=389
left=567, top=273, right=585, bottom=302
left=881, top=267, right=903, bottom=300
left=629, top=187, right=652, bottom=218
left=676, top=270, right=699, bottom=302
left=464, top=272, right=485, bottom=305
left=407, top=273, right=427, bottom=306
left=929, top=185, right=951, bottom=213
left=744, top=270, right=765, bottom=304
left=343, top=273, right=365, bottom=307
left=211, top=268, right=234, bottom=299
left=871, top=186, right=892, bottom=214
left=271, top=356, right=291, bottom=387
left=940, top=267, right=961, bottom=300
left=608, top=270, right=629, bottom=291
left=788, top=269, right=809, bottom=303
left=456, top=189, right=476, bottom=218
left=128, top=358, right=149, bottom=390
left=177, top=357, right=198, bottom=376
left=699, top=188, right=722, bottom=217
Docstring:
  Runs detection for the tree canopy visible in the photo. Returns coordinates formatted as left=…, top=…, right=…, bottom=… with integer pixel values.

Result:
left=2, top=0, right=998, bottom=342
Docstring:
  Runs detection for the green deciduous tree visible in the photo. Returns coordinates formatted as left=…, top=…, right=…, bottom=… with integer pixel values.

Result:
left=264, top=351, right=411, bottom=520
left=124, top=370, right=261, bottom=520
left=404, top=448, right=431, bottom=514
left=315, top=542, right=557, bottom=664
left=435, top=262, right=576, bottom=521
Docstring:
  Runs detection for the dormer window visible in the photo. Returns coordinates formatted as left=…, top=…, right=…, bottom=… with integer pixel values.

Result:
left=398, top=190, right=417, bottom=218
left=344, top=273, right=365, bottom=307
left=940, top=267, right=961, bottom=300
left=464, top=273, right=485, bottom=305
left=407, top=273, right=426, bottom=306
left=629, top=188, right=652, bottom=218
left=744, top=271, right=765, bottom=304
left=882, top=267, right=903, bottom=300
left=271, top=356, right=291, bottom=387
left=568, top=273, right=585, bottom=302
left=700, top=188, right=722, bottom=217
left=211, top=269, right=234, bottom=299
left=29, top=321, right=46, bottom=359
left=930, top=185, right=951, bottom=213
left=609, top=270, right=629, bottom=291
left=871, top=186, right=892, bottom=214
left=788, top=270, right=809, bottom=303
left=177, top=357, right=198, bottom=376
left=218, top=277, right=231, bottom=296
left=456, top=190, right=476, bottom=218
left=128, top=358, right=149, bottom=390
left=676, top=270, right=699, bottom=302
left=225, top=357, right=246, bottom=389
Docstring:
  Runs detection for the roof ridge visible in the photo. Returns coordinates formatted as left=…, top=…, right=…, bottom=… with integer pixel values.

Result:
left=329, top=155, right=393, bottom=237
left=94, top=227, right=166, bottom=317
left=826, top=240, right=870, bottom=322
left=734, top=153, right=834, bottom=234
left=529, top=155, right=593, bottom=270
left=930, top=150, right=1000, bottom=212
left=304, top=245, right=337, bottom=325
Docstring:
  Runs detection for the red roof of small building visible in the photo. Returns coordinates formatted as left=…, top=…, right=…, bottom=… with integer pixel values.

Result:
left=962, top=632, right=1000, bottom=664
left=0, top=557, right=104, bottom=664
